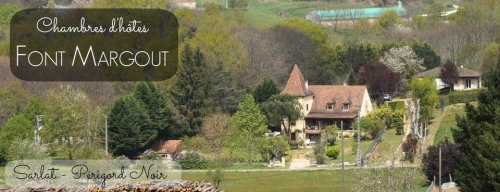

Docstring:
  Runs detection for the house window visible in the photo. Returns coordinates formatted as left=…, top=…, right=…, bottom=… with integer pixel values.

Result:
left=342, top=103, right=350, bottom=111
left=465, top=78, right=472, bottom=89
left=306, top=104, right=309, bottom=111
left=291, top=133, right=296, bottom=141
left=327, top=103, right=334, bottom=112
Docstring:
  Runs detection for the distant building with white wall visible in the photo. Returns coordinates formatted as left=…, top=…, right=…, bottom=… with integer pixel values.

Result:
left=416, top=66, right=481, bottom=91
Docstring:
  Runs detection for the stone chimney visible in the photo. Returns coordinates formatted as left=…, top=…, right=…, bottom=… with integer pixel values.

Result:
left=343, top=82, right=347, bottom=86
left=460, top=65, right=464, bottom=68
left=397, top=1, right=402, bottom=7
left=305, top=80, right=309, bottom=90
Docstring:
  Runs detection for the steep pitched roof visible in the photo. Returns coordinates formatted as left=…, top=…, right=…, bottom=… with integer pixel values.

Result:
left=282, top=64, right=312, bottom=97
left=306, top=85, right=367, bottom=119
left=417, top=66, right=481, bottom=78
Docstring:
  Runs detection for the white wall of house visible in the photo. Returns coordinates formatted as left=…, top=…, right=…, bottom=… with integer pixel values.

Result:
left=288, top=95, right=313, bottom=142
left=359, top=89, right=373, bottom=117
left=454, top=77, right=481, bottom=90
left=433, top=77, right=481, bottom=90
left=435, top=78, right=448, bottom=90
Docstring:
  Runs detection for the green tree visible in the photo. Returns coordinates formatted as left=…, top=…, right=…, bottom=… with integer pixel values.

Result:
left=324, top=125, right=339, bottom=145
left=228, top=93, right=267, bottom=163
left=134, top=82, right=176, bottom=139
left=376, top=10, right=400, bottom=30
left=0, top=81, right=30, bottom=127
left=480, top=42, right=499, bottom=72
left=0, top=96, right=45, bottom=162
left=411, top=77, right=439, bottom=122
left=280, top=19, right=343, bottom=84
left=171, top=46, right=209, bottom=136
left=0, top=114, right=32, bottom=162
left=252, top=79, right=280, bottom=103
left=267, top=136, right=289, bottom=161
left=412, top=43, right=441, bottom=69
left=0, top=3, right=19, bottom=26
left=207, top=62, right=242, bottom=114
left=5, top=139, right=48, bottom=161
left=261, top=94, right=302, bottom=135
left=452, top=57, right=500, bottom=191
left=43, top=85, right=92, bottom=159
left=108, top=95, right=153, bottom=157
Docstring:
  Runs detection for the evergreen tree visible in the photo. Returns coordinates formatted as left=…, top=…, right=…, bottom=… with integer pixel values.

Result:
left=412, top=43, right=441, bottom=69
left=207, top=62, right=242, bottom=114
left=171, top=46, right=209, bottom=136
left=229, top=93, right=267, bottom=163
left=452, top=57, right=500, bottom=191
left=252, top=79, right=279, bottom=103
left=108, top=95, right=154, bottom=157
left=134, top=82, right=176, bottom=139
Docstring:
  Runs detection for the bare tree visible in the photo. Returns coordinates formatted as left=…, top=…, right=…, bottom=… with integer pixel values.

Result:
left=202, top=113, right=231, bottom=159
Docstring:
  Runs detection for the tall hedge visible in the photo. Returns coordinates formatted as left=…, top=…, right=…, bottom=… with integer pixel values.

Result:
left=447, top=89, right=482, bottom=105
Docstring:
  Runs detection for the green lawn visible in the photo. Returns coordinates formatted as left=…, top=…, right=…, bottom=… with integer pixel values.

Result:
left=433, top=103, right=467, bottom=145
left=369, top=128, right=405, bottom=164
left=183, top=169, right=428, bottom=192
left=0, top=165, right=429, bottom=191
left=327, top=138, right=372, bottom=165
left=183, top=169, right=355, bottom=192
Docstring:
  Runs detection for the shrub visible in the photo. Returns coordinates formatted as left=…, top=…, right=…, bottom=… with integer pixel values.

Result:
left=176, top=151, right=208, bottom=169
left=422, top=138, right=464, bottom=183
left=388, top=101, right=405, bottom=111
left=447, top=89, right=481, bottom=104
left=325, top=125, right=338, bottom=145
left=142, top=149, right=162, bottom=161
left=326, top=146, right=340, bottom=159
left=394, top=117, right=404, bottom=135
left=402, top=134, right=419, bottom=162
left=6, top=139, right=48, bottom=161
left=314, top=144, right=327, bottom=164
left=74, top=146, right=108, bottom=159
left=115, top=155, right=131, bottom=168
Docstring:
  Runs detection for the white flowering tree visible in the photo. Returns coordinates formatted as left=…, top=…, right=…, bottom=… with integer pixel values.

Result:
left=379, top=46, right=425, bottom=80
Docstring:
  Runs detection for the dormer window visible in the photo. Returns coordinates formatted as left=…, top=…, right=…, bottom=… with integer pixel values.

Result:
left=327, top=103, right=334, bottom=112
left=342, top=103, right=350, bottom=111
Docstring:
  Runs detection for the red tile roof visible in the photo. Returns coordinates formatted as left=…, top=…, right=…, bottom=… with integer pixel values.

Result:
left=417, top=66, right=481, bottom=78
left=151, top=140, right=182, bottom=154
left=306, top=85, right=367, bottom=119
left=282, top=64, right=312, bottom=96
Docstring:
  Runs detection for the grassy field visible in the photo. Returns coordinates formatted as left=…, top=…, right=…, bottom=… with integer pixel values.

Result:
left=183, top=169, right=428, bottom=192
left=369, top=128, right=405, bottom=164
left=433, top=103, right=467, bottom=145
left=327, top=138, right=372, bottom=165
left=0, top=165, right=429, bottom=191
